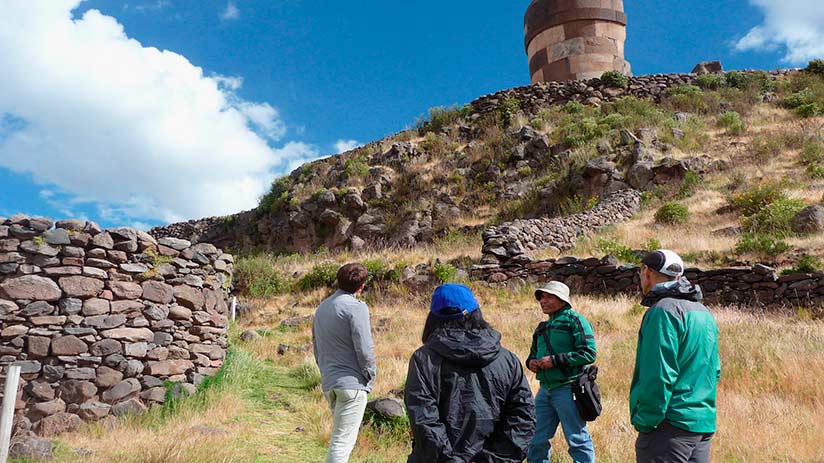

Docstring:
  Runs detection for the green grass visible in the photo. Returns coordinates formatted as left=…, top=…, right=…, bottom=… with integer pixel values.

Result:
left=234, top=255, right=292, bottom=298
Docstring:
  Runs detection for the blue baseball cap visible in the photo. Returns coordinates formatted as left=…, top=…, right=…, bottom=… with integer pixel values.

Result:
left=430, top=284, right=479, bottom=320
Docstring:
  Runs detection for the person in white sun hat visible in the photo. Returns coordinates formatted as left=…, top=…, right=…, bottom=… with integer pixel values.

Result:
left=526, top=281, right=597, bottom=463
left=630, top=249, right=720, bottom=463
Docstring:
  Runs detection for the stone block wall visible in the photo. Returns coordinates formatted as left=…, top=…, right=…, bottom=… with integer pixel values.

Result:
left=0, top=215, right=233, bottom=438
left=525, top=0, right=630, bottom=82
left=471, top=257, right=824, bottom=307
left=481, top=189, right=642, bottom=265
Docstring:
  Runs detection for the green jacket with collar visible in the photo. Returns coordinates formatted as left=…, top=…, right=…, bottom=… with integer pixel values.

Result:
left=629, top=279, right=720, bottom=434
left=526, top=305, right=597, bottom=390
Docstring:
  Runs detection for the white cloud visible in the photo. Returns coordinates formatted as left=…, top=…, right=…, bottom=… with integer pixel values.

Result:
left=134, top=1, right=172, bottom=12
left=220, top=1, right=239, bottom=21
left=0, top=0, right=320, bottom=224
left=334, top=139, right=361, bottom=154
left=734, top=0, right=824, bottom=64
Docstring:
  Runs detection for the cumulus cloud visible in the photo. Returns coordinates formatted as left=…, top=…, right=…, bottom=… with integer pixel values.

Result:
left=334, top=139, right=361, bottom=154
left=734, top=0, right=824, bottom=64
left=0, top=0, right=320, bottom=224
left=220, top=1, right=239, bottom=21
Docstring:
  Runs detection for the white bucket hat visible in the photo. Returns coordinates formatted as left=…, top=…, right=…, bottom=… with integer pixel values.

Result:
left=534, top=281, right=572, bottom=305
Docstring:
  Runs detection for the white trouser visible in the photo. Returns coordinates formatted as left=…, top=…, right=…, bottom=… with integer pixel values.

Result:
left=324, top=388, right=368, bottom=463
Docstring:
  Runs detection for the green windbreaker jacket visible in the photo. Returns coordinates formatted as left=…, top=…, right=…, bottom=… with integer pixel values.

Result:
left=629, top=279, right=721, bottom=434
left=526, top=305, right=597, bottom=390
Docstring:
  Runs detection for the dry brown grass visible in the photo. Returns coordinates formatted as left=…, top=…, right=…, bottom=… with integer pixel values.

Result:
left=145, top=283, right=822, bottom=463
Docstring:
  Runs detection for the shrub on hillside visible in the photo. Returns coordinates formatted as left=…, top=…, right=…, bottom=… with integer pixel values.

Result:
left=696, top=74, right=726, bottom=90
left=234, top=256, right=291, bottom=298
left=741, top=198, right=806, bottom=237
left=433, top=262, right=458, bottom=283
left=677, top=171, right=702, bottom=199
left=729, top=182, right=786, bottom=216
left=807, top=163, right=824, bottom=179
left=795, top=103, right=823, bottom=118
left=343, top=155, right=369, bottom=180
left=806, top=59, right=824, bottom=76
left=800, top=141, right=824, bottom=164
left=559, top=117, right=606, bottom=147
left=415, top=105, right=470, bottom=135
left=601, top=96, right=669, bottom=128
left=781, top=89, right=814, bottom=109
left=717, top=111, right=745, bottom=135
left=654, top=202, right=690, bottom=225
left=662, top=85, right=715, bottom=114
left=600, top=70, right=629, bottom=88
left=499, top=97, right=522, bottom=127
left=666, top=85, right=702, bottom=97
left=596, top=238, right=641, bottom=263
left=735, top=233, right=792, bottom=257
left=297, top=262, right=339, bottom=291
left=258, top=177, right=292, bottom=215
left=781, top=255, right=822, bottom=275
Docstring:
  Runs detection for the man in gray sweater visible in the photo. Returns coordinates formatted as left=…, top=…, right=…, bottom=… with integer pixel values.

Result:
left=312, top=263, right=376, bottom=463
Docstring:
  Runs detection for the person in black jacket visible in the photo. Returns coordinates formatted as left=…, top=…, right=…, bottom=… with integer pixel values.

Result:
left=404, top=283, right=536, bottom=463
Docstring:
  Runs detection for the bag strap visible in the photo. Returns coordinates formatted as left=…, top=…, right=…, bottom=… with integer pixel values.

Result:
left=541, top=325, right=573, bottom=378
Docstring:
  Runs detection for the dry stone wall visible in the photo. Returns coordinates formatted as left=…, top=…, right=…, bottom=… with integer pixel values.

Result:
left=0, top=214, right=233, bottom=438
left=469, top=70, right=794, bottom=114
left=482, top=189, right=642, bottom=265
left=471, top=257, right=824, bottom=307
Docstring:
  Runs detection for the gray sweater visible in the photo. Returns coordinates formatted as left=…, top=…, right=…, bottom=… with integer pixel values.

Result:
left=312, top=290, right=377, bottom=392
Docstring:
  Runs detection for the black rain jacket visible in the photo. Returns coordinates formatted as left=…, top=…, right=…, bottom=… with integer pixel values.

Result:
left=404, top=327, right=536, bottom=463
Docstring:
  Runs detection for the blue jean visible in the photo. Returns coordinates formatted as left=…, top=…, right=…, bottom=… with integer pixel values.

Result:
left=527, top=385, right=595, bottom=463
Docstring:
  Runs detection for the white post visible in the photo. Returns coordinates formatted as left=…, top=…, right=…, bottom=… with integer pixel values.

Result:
left=230, top=296, right=237, bottom=322
left=0, top=365, right=21, bottom=463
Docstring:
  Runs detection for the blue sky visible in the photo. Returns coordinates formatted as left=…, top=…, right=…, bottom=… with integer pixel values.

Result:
left=1, top=0, right=821, bottom=229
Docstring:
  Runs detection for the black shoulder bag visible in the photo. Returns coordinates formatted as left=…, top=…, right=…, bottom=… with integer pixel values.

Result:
left=542, top=327, right=602, bottom=422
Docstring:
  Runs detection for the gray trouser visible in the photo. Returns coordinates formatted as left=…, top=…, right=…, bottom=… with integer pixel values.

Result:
left=324, top=389, right=368, bottom=463
left=636, top=421, right=713, bottom=463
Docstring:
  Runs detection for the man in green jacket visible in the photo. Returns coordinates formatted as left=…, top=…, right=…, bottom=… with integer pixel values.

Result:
left=526, top=281, right=597, bottom=463
left=630, top=250, right=720, bottom=463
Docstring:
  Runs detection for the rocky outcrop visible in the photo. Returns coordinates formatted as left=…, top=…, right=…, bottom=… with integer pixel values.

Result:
left=150, top=69, right=793, bottom=255
left=0, top=215, right=232, bottom=440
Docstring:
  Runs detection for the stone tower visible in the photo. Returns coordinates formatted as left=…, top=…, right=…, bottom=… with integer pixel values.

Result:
left=524, top=0, right=631, bottom=83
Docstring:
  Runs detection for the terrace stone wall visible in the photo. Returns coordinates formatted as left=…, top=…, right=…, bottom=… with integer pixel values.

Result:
left=471, top=257, right=824, bottom=308
left=0, top=215, right=233, bottom=440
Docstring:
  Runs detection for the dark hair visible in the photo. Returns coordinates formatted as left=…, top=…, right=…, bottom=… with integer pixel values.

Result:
left=337, top=263, right=368, bottom=293
left=421, top=308, right=491, bottom=343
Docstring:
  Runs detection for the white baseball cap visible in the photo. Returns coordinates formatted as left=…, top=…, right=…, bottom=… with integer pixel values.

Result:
left=641, top=249, right=685, bottom=278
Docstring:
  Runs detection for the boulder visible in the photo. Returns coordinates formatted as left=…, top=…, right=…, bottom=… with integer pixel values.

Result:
left=9, top=436, right=53, bottom=460
left=691, top=61, right=723, bottom=75
left=366, top=397, right=406, bottom=420
left=792, top=205, right=824, bottom=234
